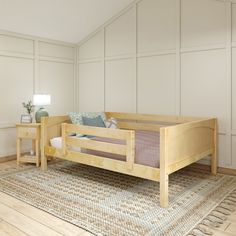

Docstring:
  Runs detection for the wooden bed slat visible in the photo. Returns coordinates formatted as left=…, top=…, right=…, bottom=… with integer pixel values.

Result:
left=65, top=123, right=130, bottom=140
left=118, top=121, right=164, bottom=131
left=66, top=137, right=126, bottom=156
left=44, top=146, right=160, bottom=181
left=106, top=112, right=204, bottom=124
left=126, top=131, right=135, bottom=170
left=167, top=149, right=213, bottom=174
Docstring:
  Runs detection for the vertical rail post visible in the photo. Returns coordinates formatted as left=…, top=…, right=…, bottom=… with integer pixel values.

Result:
left=160, top=127, right=169, bottom=208
left=126, top=130, right=135, bottom=170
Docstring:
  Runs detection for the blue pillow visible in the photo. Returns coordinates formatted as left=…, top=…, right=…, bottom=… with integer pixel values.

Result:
left=82, top=115, right=105, bottom=128
left=69, top=112, right=106, bottom=137
left=82, top=116, right=105, bottom=138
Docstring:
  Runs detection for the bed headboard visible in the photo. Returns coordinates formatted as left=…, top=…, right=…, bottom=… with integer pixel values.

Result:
left=41, top=115, right=71, bottom=147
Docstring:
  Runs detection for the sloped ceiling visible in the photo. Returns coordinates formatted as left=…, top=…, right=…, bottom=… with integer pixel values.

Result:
left=0, top=0, right=134, bottom=43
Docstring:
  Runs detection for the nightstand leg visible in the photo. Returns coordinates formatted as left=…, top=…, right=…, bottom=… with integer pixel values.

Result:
left=36, top=139, right=39, bottom=167
left=32, top=140, right=36, bottom=155
left=16, top=138, right=21, bottom=166
left=41, top=144, right=47, bottom=171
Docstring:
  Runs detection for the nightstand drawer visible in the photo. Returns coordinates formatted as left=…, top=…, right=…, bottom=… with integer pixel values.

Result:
left=16, top=123, right=41, bottom=167
left=17, top=127, right=38, bottom=139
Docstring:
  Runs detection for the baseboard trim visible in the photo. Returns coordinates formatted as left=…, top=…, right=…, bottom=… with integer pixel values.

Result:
left=191, top=163, right=236, bottom=176
left=0, top=155, right=16, bottom=163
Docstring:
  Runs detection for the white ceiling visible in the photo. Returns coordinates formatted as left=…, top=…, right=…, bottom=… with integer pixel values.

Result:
left=0, top=0, right=134, bottom=44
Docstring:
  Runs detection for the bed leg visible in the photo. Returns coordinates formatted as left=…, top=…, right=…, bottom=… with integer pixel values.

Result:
left=41, top=152, right=47, bottom=171
left=160, top=173, right=169, bottom=208
left=211, top=153, right=217, bottom=175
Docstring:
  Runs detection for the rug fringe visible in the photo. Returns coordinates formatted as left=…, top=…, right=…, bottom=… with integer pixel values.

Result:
left=205, top=215, right=223, bottom=224
left=201, top=219, right=220, bottom=228
left=187, top=190, right=236, bottom=236
left=190, top=225, right=213, bottom=236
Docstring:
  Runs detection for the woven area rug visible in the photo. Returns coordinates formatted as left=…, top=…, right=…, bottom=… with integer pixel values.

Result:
left=0, top=161, right=236, bottom=236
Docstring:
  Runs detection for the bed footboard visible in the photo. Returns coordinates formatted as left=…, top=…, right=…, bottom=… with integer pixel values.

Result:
left=159, top=118, right=217, bottom=207
left=41, top=116, right=70, bottom=170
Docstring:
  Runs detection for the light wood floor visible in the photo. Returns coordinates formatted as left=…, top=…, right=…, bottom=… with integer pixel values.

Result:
left=0, top=161, right=236, bottom=236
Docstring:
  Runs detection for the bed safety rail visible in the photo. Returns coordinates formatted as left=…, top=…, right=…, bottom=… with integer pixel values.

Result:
left=61, top=123, right=135, bottom=171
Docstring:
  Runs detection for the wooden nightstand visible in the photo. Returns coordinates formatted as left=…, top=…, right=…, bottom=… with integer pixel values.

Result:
left=16, top=123, right=41, bottom=167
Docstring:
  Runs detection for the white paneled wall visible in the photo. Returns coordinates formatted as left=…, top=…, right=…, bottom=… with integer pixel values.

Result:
left=79, top=31, right=104, bottom=60
left=233, top=50, right=236, bottom=132
left=0, top=35, right=34, bottom=55
left=137, top=0, right=176, bottom=53
left=78, top=62, right=104, bottom=112
left=181, top=0, right=226, bottom=48
left=105, top=59, right=136, bottom=112
left=77, top=0, right=236, bottom=169
left=0, top=32, right=76, bottom=158
left=106, top=8, right=136, bottom=57
left=37, top=61, right=74, bottom=115
left=137, top=55, right=176, bottom=115
left=181, top=50, right=228, bottom=133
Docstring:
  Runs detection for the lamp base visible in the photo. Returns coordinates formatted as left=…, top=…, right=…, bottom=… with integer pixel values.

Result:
left=35, top=108, right=49, bottom=123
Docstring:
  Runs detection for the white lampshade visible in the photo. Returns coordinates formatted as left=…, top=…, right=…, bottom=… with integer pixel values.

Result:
left=33, top=94, right=51, bottom=106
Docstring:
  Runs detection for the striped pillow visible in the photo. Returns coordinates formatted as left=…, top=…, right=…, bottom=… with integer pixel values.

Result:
left=105, top=117, right=118, bottom=129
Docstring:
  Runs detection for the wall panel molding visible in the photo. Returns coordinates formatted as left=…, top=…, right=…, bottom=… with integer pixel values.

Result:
left=77, top=0, right=236, bottom=169
left=225, top=1, right=232, bottom=166
left=0, top=30, right=76, bottom=47
left=0, top=51, right=34, bottom=59
left=175, top=0, right=181, bottom=115
left=39, top=56, right=74, bottom=64
left=0, top=124, right=15, bottom=129
left=0, top=30, right=76, bottom=158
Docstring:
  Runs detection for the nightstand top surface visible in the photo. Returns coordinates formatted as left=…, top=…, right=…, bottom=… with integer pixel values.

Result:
left=16, top=123, right=41, bottom=128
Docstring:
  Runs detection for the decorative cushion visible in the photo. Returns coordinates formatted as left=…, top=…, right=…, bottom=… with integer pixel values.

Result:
left=105, top=117, right=118, bottom=129
left=69, top=112, right=106, bottom=137
left=82, top=116, right=105, bottom=128
left=82, top=115, right=105, bottom=138
left=69, top=112, right=106, bottom=126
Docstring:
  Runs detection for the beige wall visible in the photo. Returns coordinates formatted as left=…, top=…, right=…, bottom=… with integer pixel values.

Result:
left=0, top=31, right=76, bottom=158
left=77, top=0, right=236, bottom=169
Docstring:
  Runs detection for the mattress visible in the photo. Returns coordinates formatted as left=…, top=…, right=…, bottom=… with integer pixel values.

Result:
left=50, top=130, right=160, bottom=168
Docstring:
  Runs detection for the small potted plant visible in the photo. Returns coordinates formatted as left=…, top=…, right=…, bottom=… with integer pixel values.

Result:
left=21, top=100, right=35, bottom=123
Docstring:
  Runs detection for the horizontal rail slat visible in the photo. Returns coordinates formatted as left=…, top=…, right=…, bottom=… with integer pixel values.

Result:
left=44, top=146, right=160, bottom=181
left=167, top=149, right=213, bottom=174
left=163, top=118, right=216, bottom=137
left=118, top=121, right=163, bottom=131
left=66, top=137, right=126, bottom=156
left=41, top=116, right=70, bottom=127
left=65, top=124, right=130, bottom=140
left=106, top=112, right=203, bottom=124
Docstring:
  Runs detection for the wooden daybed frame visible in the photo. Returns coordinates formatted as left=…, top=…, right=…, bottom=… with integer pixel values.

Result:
left=40, top=112, right=217, bottom=208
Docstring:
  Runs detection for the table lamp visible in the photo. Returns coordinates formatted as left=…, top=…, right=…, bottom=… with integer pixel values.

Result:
left=33, top=94, right=51, bottom=123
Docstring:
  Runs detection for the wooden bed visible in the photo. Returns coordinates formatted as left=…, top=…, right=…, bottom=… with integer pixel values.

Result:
left=40, top=112, right=217, bottom=208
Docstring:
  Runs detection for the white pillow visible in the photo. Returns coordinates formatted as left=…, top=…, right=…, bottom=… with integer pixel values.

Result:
left=50, top=137, right=62, bottom=149
left=50, top=136, right=89, bottom=151
left=105, top=117, right=118, bottom=129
